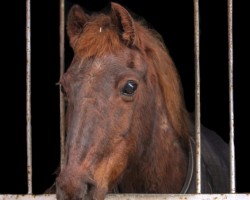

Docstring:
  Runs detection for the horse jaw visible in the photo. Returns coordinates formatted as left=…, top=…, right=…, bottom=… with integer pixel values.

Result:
left=117, top=91, right=189, bottom=193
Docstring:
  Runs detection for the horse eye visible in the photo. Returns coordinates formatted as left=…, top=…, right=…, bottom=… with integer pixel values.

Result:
left=122, top=80, right=138, bottom=96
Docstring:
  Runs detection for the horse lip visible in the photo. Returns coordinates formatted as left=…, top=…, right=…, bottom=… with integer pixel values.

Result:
left=80, top=186, right=103, bottom=200
left=80, top=183, right=88, bottom=197
left=90, top=186, right=108, bottom=200
left=80, top=184, right=92, bottom=200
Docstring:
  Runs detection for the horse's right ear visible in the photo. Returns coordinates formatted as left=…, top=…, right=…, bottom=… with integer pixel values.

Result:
left=67, top=5, right=89, bottom=46
left=111, top=2, right=136, bottom=46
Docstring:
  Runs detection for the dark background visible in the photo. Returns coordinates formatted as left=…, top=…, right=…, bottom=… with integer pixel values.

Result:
left=1, top=0, right=249, bottom=194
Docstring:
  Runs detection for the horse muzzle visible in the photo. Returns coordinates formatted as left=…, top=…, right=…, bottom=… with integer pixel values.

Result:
left=56, top=174, right=97, bottom=200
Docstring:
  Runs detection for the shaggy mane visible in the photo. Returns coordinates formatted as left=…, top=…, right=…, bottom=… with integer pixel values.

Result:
left=134, top=23, right=191, bottom=141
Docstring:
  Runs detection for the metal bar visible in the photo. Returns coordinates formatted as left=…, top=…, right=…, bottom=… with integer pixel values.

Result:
left=193, top=0, right=201, bottom=194
left=227, top=0, right=236, bottom=193
left=0, top=194, right=250, bottom=200
left=26, top=0, right=32, bottom=194
left=59, top=0, right=66, bottom=168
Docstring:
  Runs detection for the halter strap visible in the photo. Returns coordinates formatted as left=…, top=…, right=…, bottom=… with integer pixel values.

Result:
left=113, top=138, right=195, bottom=194
left=180, top=138, right=194, bottom=194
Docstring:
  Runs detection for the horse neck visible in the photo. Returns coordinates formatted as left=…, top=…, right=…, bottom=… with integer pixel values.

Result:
left=119, top=90, right=189, bottom=193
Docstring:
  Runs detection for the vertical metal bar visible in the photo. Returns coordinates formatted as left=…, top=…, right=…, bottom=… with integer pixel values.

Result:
left=194, top=0, right=201, bottom=194
left=227, top=0, right=236, bottom=193
left=59, top=0, right=66, bottom=168
left=26, top=0, right=32, bottom=194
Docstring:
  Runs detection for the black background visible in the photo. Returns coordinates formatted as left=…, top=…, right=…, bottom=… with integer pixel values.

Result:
left=1, top=0, right=249, bottom=194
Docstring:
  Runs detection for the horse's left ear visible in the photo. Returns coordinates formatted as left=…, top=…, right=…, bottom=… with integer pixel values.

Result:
left=111, top=2, right=136, bottom=46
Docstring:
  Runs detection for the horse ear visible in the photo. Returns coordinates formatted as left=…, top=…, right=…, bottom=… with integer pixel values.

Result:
left=67, top=5, right=89, bottom=45
left=111, top=2, right=136, bottom=46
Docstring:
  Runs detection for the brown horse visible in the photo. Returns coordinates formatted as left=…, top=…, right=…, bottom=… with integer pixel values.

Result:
left=56, top=2, right=229, bottom=200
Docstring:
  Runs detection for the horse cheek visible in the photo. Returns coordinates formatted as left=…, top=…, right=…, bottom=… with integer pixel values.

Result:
left=93, top=142, right=129, bottom=189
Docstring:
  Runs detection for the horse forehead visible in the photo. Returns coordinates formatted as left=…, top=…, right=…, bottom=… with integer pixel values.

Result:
left=84, top=59, right=104, bottom=76
left=64, top=51, right=146, bottom=87
left=62, top=57, right=117, bottom=89
left=87, top=54, right=146, bottom=77
left=64, top=57, right=109, bottom=80
left=75, top=54, right=128, bottom=74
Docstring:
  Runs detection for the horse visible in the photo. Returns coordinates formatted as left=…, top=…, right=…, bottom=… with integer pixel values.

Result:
left=55, top=2, right=230, bottom=199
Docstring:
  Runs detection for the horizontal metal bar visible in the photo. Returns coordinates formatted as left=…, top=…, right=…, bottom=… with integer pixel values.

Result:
left=0, top=194, right=249, bottom=200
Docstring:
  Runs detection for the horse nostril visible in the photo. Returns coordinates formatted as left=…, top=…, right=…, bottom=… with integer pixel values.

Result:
left=84, top=180, right=96, bottom=194
left=56, top=174, right=96, bottom=199
left=80, top=178, right=96, bottom=199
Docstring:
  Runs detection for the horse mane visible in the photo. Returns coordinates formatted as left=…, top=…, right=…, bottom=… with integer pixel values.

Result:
left=134, top=24, right=192, bottom=142
left=67, top=3, right=191, bottom=142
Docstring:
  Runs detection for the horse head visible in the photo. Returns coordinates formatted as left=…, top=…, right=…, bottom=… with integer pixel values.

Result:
left=56, top=2, right=190, bottom=199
